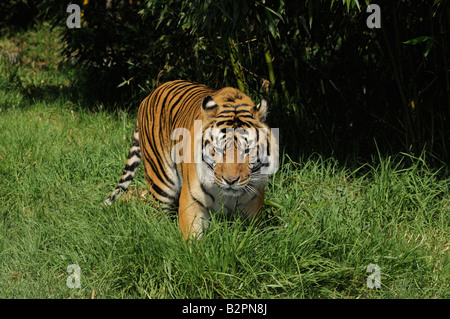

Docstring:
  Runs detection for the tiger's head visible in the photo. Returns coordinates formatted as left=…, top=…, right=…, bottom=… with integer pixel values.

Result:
left=196, top=88, right=279, bottom=197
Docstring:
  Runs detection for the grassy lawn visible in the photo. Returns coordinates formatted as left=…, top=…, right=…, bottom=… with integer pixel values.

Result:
left=0, top=24, right=448, bottom=299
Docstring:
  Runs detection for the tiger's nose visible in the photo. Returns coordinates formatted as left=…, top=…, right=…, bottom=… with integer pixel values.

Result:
left=223, top=176, right=240, bottom=185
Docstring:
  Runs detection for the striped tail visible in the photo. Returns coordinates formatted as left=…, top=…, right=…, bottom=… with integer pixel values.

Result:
left=105, top=123, right=141, bottom=205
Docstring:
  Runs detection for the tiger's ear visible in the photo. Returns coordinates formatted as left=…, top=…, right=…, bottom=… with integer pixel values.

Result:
left=254, top=98, right=268, bottom=122
left=202, top=96, right=218, bottom=111
left=201, top=96, right=218, bottom=119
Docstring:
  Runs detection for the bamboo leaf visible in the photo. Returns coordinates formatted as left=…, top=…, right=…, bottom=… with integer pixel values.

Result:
left=117, top=78, right=132, bottom=88
left=403, top=36, right=431, bottom=45
left=424, top=38, right=434, bottom=58
left=262, top=5, right=284, bottom=22
left=403, top=36, right=434, bottom=58
left=308, top=0, right=314, bottom=28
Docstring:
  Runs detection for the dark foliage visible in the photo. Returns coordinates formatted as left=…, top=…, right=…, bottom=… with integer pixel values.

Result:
left=18, top=0, right=450, bottom=164
left=0, top=0, right=38, bottom=29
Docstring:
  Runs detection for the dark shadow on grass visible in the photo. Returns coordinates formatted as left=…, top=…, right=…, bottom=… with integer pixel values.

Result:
left=17, top=64, right=143, bottom=113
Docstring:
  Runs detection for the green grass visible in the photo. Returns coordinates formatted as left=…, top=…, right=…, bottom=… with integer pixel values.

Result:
left=0, top=24, right=449, bottom=299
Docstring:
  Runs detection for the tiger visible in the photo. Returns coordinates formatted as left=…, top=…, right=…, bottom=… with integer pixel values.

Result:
left=105, top=80, right=278, bottom=240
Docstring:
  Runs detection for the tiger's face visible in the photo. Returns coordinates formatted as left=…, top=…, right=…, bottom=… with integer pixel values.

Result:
left=197, top=89, right=277, bottom=197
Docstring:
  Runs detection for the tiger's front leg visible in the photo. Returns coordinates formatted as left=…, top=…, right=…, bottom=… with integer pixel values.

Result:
left=178, top=185, right=211, bottom=240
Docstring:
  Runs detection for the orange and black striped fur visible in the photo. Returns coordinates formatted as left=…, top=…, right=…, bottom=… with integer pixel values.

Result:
left=105, top=80, right=278, bottom=239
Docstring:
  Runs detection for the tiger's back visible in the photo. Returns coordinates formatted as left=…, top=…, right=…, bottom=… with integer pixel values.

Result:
left=137, top=80, right=214, bottom=207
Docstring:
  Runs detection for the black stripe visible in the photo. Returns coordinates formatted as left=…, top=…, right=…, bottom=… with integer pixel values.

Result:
left=216, top=120, right=234, bottom=127
left=215, top=118, right=254, bottom=128
left=200, top=182, right=215, bottom=202
left=150, top=180, right=177, bottom=203
left=234, top=93, right=243, bottom=100
left=217, top=110, right=236, bottom=115
left=216, top=109, right=251, bottom=116
left=215, top=115, right=233, bottom=118
left=235, top=109, right=252, bottom=113
left=255, top=126, right=260, bottom=148
left=124, top=160, right=140, bottom=172
left=220, top=127, right=232, bottom=134
left=222, top=103, right=249, bottom=109
left=187, top=171, right=206, bottom=208
left=127, top=149, right=141, bottom=159
left=131, top=138, right=139, bottom=147
left=251, top=164, right=261, bottom=173
left=192, top=196, right=206, bottom=209
left=119, top=173, right=134, bottom=183
left=236, top=114, right=254, bottom=119
left=203, top=158, right=214, bottom=171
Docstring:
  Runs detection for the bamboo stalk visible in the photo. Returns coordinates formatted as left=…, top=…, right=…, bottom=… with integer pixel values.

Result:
left=263, top=38, right=279, bottom=104
left=228, top=37, right=246, bottom=93
left=382, top=6, right=418, bottom=154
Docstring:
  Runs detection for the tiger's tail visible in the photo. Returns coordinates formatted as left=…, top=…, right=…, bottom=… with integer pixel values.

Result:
left=104, top=123, right=141, bottom=205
